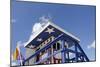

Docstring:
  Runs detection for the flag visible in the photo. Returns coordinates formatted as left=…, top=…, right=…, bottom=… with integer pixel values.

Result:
left=12, top=44, right=25, bottom=65
left=13, top=46, right=20, bottom=60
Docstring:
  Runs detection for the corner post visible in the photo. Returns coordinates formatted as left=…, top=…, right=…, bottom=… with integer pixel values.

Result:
left=61, top=40, right=66, bottom=63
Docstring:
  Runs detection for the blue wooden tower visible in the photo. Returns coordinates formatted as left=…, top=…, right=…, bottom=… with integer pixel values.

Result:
left=22, top=20, right=89, bottom=65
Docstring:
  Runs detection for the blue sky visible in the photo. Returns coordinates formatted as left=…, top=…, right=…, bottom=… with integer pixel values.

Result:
left=11, top=1, right=96, bottom=61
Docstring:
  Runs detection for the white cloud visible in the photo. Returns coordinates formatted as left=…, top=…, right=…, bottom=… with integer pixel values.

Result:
left=87, top=40, right=95, bottom=49
left=17, top=41, right=24, bottom=47
left=23, top=22, right=43, bottom=46
left=16, top=24, right=41, bottom=48
left=32, top=22, right=42, bottom=34
left=29, top=16, right=50, bottom=39
left=18, top=16, right=50, bottom=47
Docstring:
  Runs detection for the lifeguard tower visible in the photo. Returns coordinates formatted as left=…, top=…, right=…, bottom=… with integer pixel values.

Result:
left=22, top=18, right=89, bottom=65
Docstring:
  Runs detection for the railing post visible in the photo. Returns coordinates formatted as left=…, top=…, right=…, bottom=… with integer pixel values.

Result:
left=61, top=40, right=66, bottom=63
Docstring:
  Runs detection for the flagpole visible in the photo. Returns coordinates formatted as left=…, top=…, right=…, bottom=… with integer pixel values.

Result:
left=17, top=45, right=23, bottom=66
left=19, top=52, right=23, bottom=65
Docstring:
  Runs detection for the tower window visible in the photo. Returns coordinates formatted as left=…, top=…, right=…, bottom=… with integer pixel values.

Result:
left=53, top=42, right=60, bottom=50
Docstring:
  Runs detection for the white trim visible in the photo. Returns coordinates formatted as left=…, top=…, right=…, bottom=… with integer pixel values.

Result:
left=17, top=0, right=96, bottom=6
left=50, top=22, right=80, bottom=42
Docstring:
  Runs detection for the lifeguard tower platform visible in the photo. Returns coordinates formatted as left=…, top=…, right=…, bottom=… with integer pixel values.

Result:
left=22, top=19, right=89, bottom=65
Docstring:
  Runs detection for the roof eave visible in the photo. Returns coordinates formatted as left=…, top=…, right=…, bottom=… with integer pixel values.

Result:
left=24, top=22, right=80, bottom=47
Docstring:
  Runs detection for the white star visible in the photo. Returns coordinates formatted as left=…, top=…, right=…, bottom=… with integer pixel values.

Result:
left=45, top=27, right=55, bottom=34
left=29, top=45, right=34, bottom=49
left=37, top=38, right=43, bottom=41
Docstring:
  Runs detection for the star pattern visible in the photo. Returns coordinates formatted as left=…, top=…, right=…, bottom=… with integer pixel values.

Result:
left=29, top=45, right=34, bottom=49
left=45, top=27, right=55, bottom=34
left=37, top=38, right=43, bottom=41
left=28, top=27, right=55, bottom=49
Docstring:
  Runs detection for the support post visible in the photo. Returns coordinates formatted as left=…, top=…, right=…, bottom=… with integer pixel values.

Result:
left=75, top=42, right=89, bottom=61
left=66, top=52, right=69, bottom=63
left=61, top=40, right=66, bottom=63
left=48, top=48, right=51, bottom=64
left=51, top=45, right=54, bottom=64
left=66, top=41, right=69, bottom=63
left=75, top=43, right=78, bottom=62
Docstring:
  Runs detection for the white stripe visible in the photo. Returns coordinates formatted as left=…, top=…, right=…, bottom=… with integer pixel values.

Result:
left=17, top=0, right=96, bottom=6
